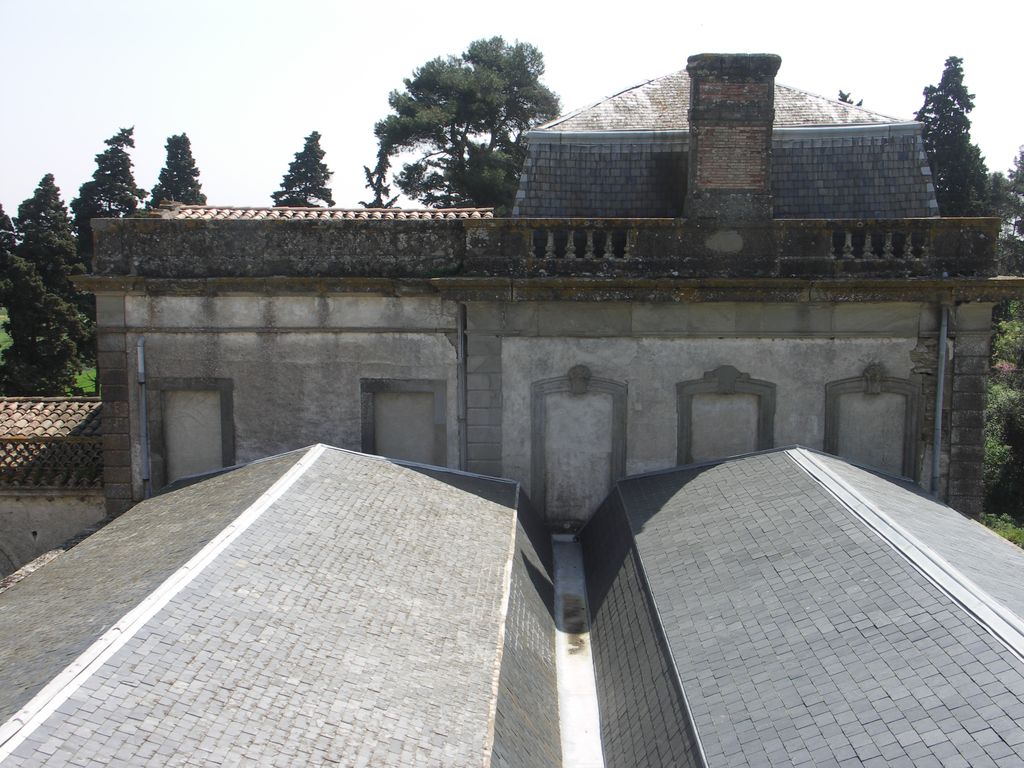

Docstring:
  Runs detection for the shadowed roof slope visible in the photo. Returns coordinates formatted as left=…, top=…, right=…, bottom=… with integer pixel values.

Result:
left=583, top=447, right=1024, bottom=767
left=537, top=70, right=902, bottom=133
left=0, top=446, right=559, bottom=767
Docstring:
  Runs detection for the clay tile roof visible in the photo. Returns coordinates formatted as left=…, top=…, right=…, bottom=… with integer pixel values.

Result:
left=159, top=205, right=494, bottom=221
left=0, top=398, right=102, bottom=439
left=537, top=69, right=902, bottom=132
left=0, top=398, right=103, bottom=489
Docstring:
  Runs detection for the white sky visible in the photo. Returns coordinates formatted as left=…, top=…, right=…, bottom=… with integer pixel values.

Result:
left=1, top=0, right=1020, bottom=216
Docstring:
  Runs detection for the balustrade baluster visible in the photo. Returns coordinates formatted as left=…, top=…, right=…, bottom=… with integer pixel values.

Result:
left=603, top=232, right=616, bottom=259
left=842, top=231, right=853, bottom=258
left=585, top=230, right=596, bottom=259
left=565, top=229, right=576, bottom=258
left=623, top=230, right=637, bottom=259
left=883, top=232, right=894, bottom=258
left=862, top=233, right=874, bottom=258
left=544, top=230, right=556, bottom=258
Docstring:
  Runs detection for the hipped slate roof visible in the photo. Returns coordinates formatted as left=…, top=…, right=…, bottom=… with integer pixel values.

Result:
left=0, top=398, right=102, bottom=489
left=0, top=446, right=559, bottom=767
left=156, top=204, right=494, bottom=220
left=583, top=447, right=1024, bottom=767
left=538, top=70, right=902, bottom=133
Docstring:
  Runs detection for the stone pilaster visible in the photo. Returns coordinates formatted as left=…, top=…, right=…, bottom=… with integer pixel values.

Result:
left=465, top=333, right=503, bottom=477
left=95, top=294, right=133, bottom=516
left=947, top=303, right=995, bottom=515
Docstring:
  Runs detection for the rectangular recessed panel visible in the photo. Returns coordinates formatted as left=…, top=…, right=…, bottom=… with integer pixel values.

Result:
left=689, top=392, right=758, bottom=461
left=164, top=390, right=223, bottom=483
left=373, top=391, right=436, bottom=465
left=836, top=391, right=906, bottom=475
left=544, top=391, right=613, bottom=521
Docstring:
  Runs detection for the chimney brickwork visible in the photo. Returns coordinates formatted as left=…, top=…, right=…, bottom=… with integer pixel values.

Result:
left=684, top=53, right=781, bottom=221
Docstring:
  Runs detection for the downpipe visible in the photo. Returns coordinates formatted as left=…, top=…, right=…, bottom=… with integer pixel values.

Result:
left=931, top=306, right=949, bottom=496
left=137, top=336, right=153, bottom=499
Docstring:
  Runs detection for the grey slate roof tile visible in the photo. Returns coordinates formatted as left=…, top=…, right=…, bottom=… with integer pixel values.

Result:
left=0, top=447, right=559, bottom=767
left=589, top=448, right=1024, bottom=767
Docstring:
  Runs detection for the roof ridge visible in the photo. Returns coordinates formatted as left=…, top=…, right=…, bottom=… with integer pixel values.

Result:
left=788, top=447, right=1024, bottom=664
left=0, top=444, right=326, bottom=761
left=774, top=81, right=903, bottom=123
left=535, top=70, right=679, bottom=131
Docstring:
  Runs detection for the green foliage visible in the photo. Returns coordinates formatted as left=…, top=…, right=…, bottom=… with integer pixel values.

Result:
left=272, top=131, right=334, bottom=207
left=374, top=37, right=560, bottom=214
left=916, top=57, right=990, bottom=217
left=150, top=133, right=207, bottom=207
left=989, top=148, right=1024, bottom=272
left=0, top=175, right=90, bottom=396
left=71, top=128, right=148, bottom=266
left=980, top=510, right=1024, bottom=548
left=985, top=300, right=1024, bottom=515
left=360, top=150, right=398, bottom=209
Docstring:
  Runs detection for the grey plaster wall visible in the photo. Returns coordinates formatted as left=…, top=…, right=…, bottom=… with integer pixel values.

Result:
left=496, top=301, right=927, bottom=522
left=0, top=491, right=105, bottom=576
left=117, top=295, right=460, bottom=496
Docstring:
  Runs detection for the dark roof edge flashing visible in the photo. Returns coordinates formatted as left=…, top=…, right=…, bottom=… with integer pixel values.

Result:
left=525, top=121, right=923, bottom=145
left=789, top=447, right=1024, bottom=665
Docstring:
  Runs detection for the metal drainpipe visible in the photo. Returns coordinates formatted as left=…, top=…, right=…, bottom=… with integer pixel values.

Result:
left=931, top=305, right=949, bottom=496
left=137, top=336, right=153, bottom=499
left=456, top=303, right=469, bottom=471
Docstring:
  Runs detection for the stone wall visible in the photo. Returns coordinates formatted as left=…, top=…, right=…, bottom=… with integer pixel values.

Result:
left=0, top=490, right=105, bottom=576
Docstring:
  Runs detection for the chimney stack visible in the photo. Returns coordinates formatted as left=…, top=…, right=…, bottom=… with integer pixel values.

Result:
left=684, top=53, right=781, bottom=221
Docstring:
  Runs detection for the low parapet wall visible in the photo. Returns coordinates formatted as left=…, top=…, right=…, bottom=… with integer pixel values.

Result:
left=91, top=216, right=1002, bottom=281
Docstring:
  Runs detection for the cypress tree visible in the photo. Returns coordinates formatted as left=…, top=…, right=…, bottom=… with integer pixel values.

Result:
left=71, top=127, right=147, bottom=267
left=272, top=131, right=335, bottom=207
left=915, top=57, right=990, bottom=216
left=150, top=133, right=207, bottom=207
left=0, top=175, right=89, bottom=395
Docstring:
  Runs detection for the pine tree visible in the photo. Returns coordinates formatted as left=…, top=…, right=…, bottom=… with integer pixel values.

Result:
left=374, top=37, right=560, bottom=213
left=71, top=127, right=148, bottom=267
left=359, top=150, right=399, bottom=209
left=0, top=175, right=89, bottom=395
left=990, top=149, right=1024, bottom=272
left=916, top=57, right=990, bottom=216
left=150, top=133, right=207, bottom=207
left=272, top=131, right=334, bottom=207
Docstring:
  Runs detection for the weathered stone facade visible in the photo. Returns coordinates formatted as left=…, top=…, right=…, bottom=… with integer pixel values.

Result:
left=75, top=53, right=1018, bottom=524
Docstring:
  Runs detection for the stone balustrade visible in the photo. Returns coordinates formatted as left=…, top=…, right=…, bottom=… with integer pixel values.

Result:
left=90, top=215, right=1001, bottom=282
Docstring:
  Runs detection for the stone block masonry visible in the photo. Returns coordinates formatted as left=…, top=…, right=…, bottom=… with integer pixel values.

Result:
left=466, top=334, right=503, bottom=476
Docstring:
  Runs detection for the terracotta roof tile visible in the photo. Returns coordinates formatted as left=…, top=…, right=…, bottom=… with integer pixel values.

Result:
left=0, top=399, right=103, bottom=489
left=158, top=206, right=494, bottom=221
left=537, top=70, right=902, bottom=132
left=0, top=398, right=102, bottom=438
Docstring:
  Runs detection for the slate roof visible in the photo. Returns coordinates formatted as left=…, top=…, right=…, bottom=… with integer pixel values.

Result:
left=538, top=70, right=902, bottom=133
left=156, top=204, right=494, bottom=220
left=0, top=445, right=558, bottom=767
left=0, top=398, right=102, bottom=489
left=583, top=447, right=1024, bottom=767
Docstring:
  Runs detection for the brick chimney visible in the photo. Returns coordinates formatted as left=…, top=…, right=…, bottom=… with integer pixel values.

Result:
left=684, top=53, right=782, bottom=221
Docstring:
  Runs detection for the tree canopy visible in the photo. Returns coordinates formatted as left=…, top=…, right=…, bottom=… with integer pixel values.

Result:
left=0, top=175, right=89, bottom=395
left=272, top=131, right=334, bottom=207
left=150, top=133, right=206, bottom=207
left=373, top=37, right=560, bottom=214
left=360, top=150, right=398, bottom=209
left=915, top=57, right=990, bottom=216
left=990, top=148, right=1024, bottom=271
left=71, top=127, right=147, bottom=265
